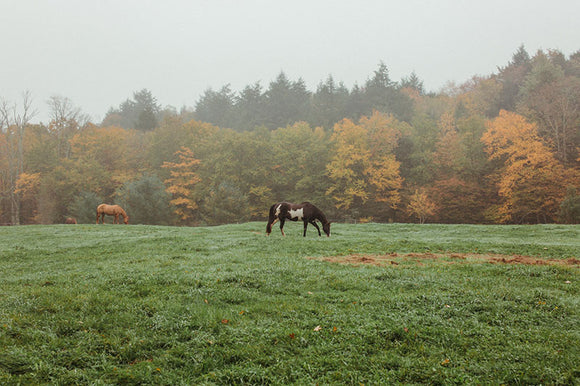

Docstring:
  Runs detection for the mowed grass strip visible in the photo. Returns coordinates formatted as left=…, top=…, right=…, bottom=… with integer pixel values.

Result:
left=0, top=223, right=578, bottom=384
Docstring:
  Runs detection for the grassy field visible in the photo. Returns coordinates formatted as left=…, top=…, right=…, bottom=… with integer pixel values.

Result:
left=0, top=222, right=578, bottom=384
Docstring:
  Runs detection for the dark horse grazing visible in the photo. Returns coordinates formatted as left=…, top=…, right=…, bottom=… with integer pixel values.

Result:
left=266, top=202, right=331, bottom=237
left=96, top=204, right=129, bottom=224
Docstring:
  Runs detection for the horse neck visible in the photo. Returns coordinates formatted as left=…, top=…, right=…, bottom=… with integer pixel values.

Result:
left=118, top=208, right=127, bottom=217
left=313, top=209, right=328, bottom=224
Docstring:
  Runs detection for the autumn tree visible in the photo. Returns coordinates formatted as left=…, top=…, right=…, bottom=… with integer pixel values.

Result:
left=326, top=118, right=370, bottom=212
left=14, top=172, right=41, bottom=223
left=407, top=188, right=436, bottom=224
left=359, top=111, right=404, bottom=218
left=482, top=110, right=572, bottom=223
left=67, top=125, right=142, bottom=204
left=162, top=147, right=202, bottom=225
left=0, top=91, right=36, bottom=225
left=327, top=111, right=403, bottom=220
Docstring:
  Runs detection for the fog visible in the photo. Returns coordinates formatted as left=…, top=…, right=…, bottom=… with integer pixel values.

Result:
left=1, top=0, right=578, bottom=123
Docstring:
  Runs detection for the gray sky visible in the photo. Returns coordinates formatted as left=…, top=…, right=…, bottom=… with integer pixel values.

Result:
left=1, top=0, right=578, bottom=124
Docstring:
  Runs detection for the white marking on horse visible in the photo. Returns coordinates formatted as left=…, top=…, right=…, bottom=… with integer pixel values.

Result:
left=275, top=204, right=282, bottom=217
left=289, top=208, right=304, bottom=220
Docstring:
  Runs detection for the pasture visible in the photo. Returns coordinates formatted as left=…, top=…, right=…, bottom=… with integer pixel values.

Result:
left=0, top=223, right=578, bottom=384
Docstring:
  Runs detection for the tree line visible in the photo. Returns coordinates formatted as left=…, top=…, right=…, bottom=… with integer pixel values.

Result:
left=1, top=46, right=579, bottom=225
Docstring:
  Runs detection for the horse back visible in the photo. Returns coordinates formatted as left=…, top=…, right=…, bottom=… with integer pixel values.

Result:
left=97, top=204, right=121, bottom=214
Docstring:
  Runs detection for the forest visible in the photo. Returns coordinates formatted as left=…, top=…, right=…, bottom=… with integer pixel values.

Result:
left=1, top=46, right=579, bottom=225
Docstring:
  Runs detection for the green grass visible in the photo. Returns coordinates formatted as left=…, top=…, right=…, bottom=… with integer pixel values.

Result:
left=0, top=223, right=578, bottom=384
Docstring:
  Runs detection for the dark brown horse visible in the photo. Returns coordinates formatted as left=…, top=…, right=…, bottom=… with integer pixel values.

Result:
left=96, top=204, right=129, bottom=224
left=266, top=202, right=331, bottom=237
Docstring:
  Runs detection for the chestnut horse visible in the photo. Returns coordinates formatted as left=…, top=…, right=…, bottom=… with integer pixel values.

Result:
left=96, top=204, right=129, bottom=224
left=266, top=202, right=331, bottom=237
left=65, top=217, right=77, bottom=224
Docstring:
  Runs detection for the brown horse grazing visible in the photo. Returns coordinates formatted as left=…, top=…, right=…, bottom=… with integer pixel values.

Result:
left=65, top=217, right=77, bottom=224
left=266, top=202, right=331, bottom=237
left=96, top=204, right=129, bottom=224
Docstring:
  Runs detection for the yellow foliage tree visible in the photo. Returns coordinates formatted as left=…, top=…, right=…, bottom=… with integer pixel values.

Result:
left=15, top=172, right=41, bottom=222
left=326, top=118, right=371, bottom=210
left=326, top=111, right=403, bottom=215
left=482, top=110, right=573, bottom=223
left=68, top=125, right=141, bottom=199
left=162, top=147, right=202, bottom=224
left=407, top=188, right=437, bottom=224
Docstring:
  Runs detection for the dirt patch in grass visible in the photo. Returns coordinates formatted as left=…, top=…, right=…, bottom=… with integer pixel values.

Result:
left=309, top=253, right=580, bottom=267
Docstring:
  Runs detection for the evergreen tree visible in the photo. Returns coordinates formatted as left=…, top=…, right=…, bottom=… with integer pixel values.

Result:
left=364, top=62, right=414, bottom=122
left=102, top=89, right=160, bottom=130
left=195, top=85, right=235, bottom=128
left=234, top=82, right=266, bottom=131
left=311, top=75, right=349, bottom=129
left=116, top=174, right=175, bottom=225
left=558, top=186, right=580, bottom=224
left=400, top=71, right=425, bottom=95
left=264, top=72, right=311, bottom=129
left=70, top=191, right=102, bottom=224
left=496, top=45, right=531, bottom=111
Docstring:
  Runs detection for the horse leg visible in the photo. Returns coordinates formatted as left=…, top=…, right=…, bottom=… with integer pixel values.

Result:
left=280, top=219, right=286, bottom=236
left=310, top=220, right=321, bottom=236
left=266, top=218, right=279, bottom=235
left=114, top=214, right=119, bottom=224
left=303, top=220, right=309, bottom=237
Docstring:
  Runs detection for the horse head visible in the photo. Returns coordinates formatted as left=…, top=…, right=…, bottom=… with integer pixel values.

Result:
left=322, top=221, right=331, bottom=237
left=123, top=216, right=129, bottom=224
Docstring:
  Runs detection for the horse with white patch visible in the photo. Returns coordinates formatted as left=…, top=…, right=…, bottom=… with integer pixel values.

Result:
left=266, top=202, right=331, bottom=237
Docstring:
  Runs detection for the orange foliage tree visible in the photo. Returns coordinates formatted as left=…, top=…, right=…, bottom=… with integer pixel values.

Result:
left=162, top=147, right=202, bottom=225
left=482, top=110, right=572, bottom=223
left=14, top=172, right=41, bottom=223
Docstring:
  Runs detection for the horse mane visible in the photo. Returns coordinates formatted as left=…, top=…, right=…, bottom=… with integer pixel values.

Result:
left=305, top=202, right=329, bottom=224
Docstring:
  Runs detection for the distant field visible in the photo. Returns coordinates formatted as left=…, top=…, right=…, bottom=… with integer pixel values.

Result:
left=1, top=223, right=578, bottom=384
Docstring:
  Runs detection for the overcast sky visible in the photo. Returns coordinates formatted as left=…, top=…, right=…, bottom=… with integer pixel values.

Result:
left=1, top=0, right=578, bottom=124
